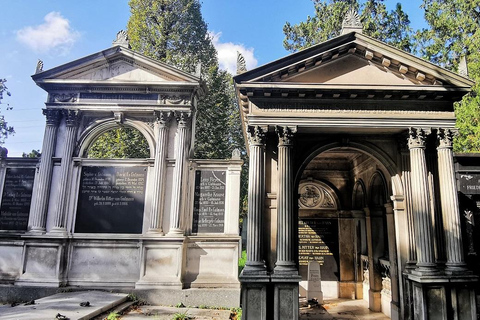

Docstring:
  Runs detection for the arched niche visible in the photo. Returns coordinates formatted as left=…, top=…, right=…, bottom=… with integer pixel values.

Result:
left=353, top=179, right=367, bottom=210
left=76, top=117, right=156, bottom=158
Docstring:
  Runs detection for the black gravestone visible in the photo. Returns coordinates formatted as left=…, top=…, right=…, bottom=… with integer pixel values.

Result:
left=192, top=170, right=226, bottom=233
left=298, top=218, right=339, bottom=281
left=75, top=166, right=147, bottom=233
left=459, top=173, right=480, bottom=195
left=0, top=168, right=35, bottom=231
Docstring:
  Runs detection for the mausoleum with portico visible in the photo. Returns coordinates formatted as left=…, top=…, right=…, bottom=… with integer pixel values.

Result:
left=234, top=14, right=478, bottom=320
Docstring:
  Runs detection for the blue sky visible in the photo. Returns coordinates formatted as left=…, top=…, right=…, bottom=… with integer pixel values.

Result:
left=0, top=0, right=424, bottom=156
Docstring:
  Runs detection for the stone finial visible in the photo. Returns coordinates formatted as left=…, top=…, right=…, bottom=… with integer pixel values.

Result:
left=341, top=8, right=363, bottom=35
left=237, top=51, right=247, bottom=74
left=36, top=59, right=44, bottom=74
left=232, top=148, right=241, bottom=160
left=458, top=55, right=469, bottom=77
left=0, top=147, right=8, bottom=158
left=112, top=30, right=131, bottom=48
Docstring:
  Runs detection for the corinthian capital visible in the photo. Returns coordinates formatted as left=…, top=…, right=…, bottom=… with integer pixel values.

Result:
left=247, top=126, right=266, bottom=146
left=154, top=110, right=173, bottom=127
left=276, top=126, right=297, bottom=146
left=43, top=109, right=62, bottom=126
left=437, top=128, right=456, bottom=149
left=63, top=109, right=80, bottom=127
left=175, top=111, right=192, bottom=127
left=408, top=127, right=430, bottom=149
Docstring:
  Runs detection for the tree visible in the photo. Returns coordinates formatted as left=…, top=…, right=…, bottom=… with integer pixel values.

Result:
left=0, top=79, right=15, bottom=145
left=127, top=0, right=245, bottom=160
left=22, top=149, right=41, bottom=158
left=87, top=127, right=150, bottom=159
left=283, top=0, right=413, bottom=53
left=415, top=0, right=480, bottom=152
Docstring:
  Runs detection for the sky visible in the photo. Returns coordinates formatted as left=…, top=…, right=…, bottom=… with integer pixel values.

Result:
left=0, top=0, right=425, bottom=157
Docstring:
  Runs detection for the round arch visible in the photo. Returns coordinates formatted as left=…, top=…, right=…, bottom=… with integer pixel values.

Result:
left=294, top=139, right=403, bottom=199
left=76, top=117, right=156, bottom=158
left=368, top=170, right=388, bottom=207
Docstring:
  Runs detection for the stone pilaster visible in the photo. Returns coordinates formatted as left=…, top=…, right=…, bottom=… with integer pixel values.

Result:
left=28, top=109, right=62, bottom=233
left=51, top=109, right=80, bottom=233
left=149, top=111, right=173, bottom=234
left=167, top=111, right=191, bottom=236
left=408, top=127, right=437, bottom=273
left=437, top=128, right=467, bottom=271
left=274, top=126, right=297, bottom=274
left=243, top=125, right=267, bottom=274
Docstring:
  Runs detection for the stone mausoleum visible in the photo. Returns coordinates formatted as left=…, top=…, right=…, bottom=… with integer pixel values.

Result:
left=0, top=32, right=242, bottom=306
left=234, top=15, right=478, bottom=320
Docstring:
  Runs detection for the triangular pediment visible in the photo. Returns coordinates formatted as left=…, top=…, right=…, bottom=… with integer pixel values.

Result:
left=33, top=46, right=201, bottom=90
left=283, top=54, right=422, bottom=86
left=234, top=32, right=474, bottom=90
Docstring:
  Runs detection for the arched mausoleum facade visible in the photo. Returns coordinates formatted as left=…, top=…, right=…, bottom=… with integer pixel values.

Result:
left=234, top=28, right=478, bottom=320
left=0, top=33, right=243, bottom=307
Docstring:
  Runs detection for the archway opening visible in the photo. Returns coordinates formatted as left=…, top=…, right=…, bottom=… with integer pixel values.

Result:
left=297, top=146, right=393, bottom=317
left=87, top=126, right=150, bottom=159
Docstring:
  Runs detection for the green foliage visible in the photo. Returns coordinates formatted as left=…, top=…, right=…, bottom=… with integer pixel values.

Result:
left=22, top=149, right=41, bottom=158
left=230, top=307, right=242, bottom=320
left=0, top=79, right=14, bottom=146
left=175, top=302, right=185, bottom=308
left=172, top=310, right=192, bottom=320
left=238, top=249, right=247, bottom=275
left=107, top=312, right=120, bottom=320
left=415, top=0, right=480, bottom=152
left=283, top=0, right=413, bottom=52
left=87, top=127, right=150, bottom=159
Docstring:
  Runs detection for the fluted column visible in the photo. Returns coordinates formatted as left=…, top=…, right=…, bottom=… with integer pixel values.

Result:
left=243, top=125, right=267, bottom=274
left=408, top=127, right=437, bottom=273
left=167, top=111, right=191, bottom=236
left=51, top=110, right=80, bottom=233
left=28, top=109, right=62, bottom=233
left=149, top=111, right=173, bottom=234
left=274, top=126, right=297, bottom=273
left=437, top=128, right=467, bottom=271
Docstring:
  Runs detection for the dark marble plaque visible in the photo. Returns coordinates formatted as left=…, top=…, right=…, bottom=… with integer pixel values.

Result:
left=459, top=173, right=480, bottom=195
left=192, top=170, right=226, bottom=233
left=0, top=168, right=35, bottom=231
left=298, top=218, right=339, bottom=281
left=75, top=166, right=147, bottom=233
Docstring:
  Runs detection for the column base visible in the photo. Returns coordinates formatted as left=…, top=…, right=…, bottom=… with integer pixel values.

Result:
left=273, top=261, right=297, bottom=274
left=147, top=228, right=164, bottom=236
left=27, top=227, right=46, bottom=235
left=272, top=276, right=301, bottom=320
left=240, top=275, right=269, bottom=320
left=166, top=228, right=184, bottom=237
left=48, top=227, right=68, bottom=236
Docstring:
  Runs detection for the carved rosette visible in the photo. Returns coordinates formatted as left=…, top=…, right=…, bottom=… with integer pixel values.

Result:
left=154, top=110, right=173, bottom=127
left=63, top=109, right=80, bottom=127
left=43, top=109, right=62, bottom=126
left=437, top=128, right=455, bottom=149
left=298, top=183, right=336, bottom=209
left=247, top=126, right=266, bottom=146
left=408, top=127, right=429, bottom=149
left=276, top=126, right=296, bottom=146
left=175, top=111, right=192, bottom=127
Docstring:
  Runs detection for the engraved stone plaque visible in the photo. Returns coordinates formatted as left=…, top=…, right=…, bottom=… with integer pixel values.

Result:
left=75, top=166, right=147, bottom=233
left=459, top=173, right=480, bottom=195
left=0, top=168, right=35, bottom=231
left=192, top=170, right=226, bottom=233
left=298, top=218, right=339, bottom=281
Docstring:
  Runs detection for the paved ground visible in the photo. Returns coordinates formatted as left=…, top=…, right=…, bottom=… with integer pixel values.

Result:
left=0, top=291, right=390, bottom=320
left=0, top=291, right=128, bottom=320
left=300, top=299, right=390, bottom=319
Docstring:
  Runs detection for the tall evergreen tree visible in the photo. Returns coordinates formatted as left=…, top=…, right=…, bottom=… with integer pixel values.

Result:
left=416, top=0, right=480, bottom=152
left=127, top=0, right=244, bottom=159
left=283, top=0, right=413, bottom=53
